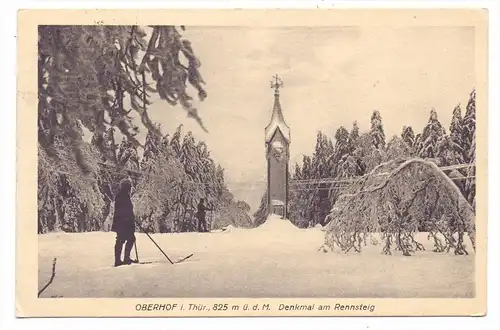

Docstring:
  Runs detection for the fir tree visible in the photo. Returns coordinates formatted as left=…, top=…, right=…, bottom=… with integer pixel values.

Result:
left=117, top=137, right=140, bottom=170
left=450, top=104, right=464, bottom=140
left=253, top=191, right=268, bottom=227
left=348, top=121, right=360, bottom=154
left=293, top=163, right=302, bottom=180
left=418, top=109, right=446, bottom=159
left=446, top=104, right=466, bottom=164
left=170, top=125, right=183, bottom=157
left=385, top=135, right=413, bottom=161
left=401, top=126, right=416, bottom=156
left=370, top=110, right=386, bottom=149
left=327, top=126, right=357, bottom=208
left=332, top=126, right=350, bottom=169
left=309, top=131, right=335, bottom=226
left=288, top=157, right=316, bottom=227
left=413, top=133, right=423, bottom=157
left=463, top=89, right=476, bottom=164
left=337, top=154, right=361, bottom=178
left=353, top=133, right=385, bottom=173
left=142, top=130, right=163, bottom=165
left=311, top=131, right=334, bottom=178
left=436, top=135, right=464, bottom=167
left=301, top=155, right=313, bottom=179
left=462, top=90, right=476, bottom=208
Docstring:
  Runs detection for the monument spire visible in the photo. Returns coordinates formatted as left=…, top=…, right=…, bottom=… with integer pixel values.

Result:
left=264, top=74, right=291, bottom=219
left=265, top=74, right=290, bottom=143
left=271, top=73, right=283, bottom=96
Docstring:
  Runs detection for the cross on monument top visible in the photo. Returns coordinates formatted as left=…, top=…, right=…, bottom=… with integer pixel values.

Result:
left=270, top=74, right=284, bottom=95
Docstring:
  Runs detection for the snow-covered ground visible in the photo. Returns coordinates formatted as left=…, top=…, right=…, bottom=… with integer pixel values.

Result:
left=38, top=215, right=475, bottom=298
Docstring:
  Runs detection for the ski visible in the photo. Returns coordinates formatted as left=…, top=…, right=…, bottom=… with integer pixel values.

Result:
left=137, top=260, right=161, bottom=265
left=138, top=253, right=195, bottom=265
left=175, top=253, right=194, bottom=263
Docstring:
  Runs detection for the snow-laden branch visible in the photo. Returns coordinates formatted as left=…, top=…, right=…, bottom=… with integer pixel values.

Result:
left=322, top=157, right=475, bottom=256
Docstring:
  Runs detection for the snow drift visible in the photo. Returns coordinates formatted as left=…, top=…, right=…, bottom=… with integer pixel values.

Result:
left=253, top=214, right=303, bottom=233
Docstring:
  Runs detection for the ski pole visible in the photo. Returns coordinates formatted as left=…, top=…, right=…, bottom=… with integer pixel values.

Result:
left=142, top=231, right=174, bottom=264
left=134, top=219, right=174, bottom=264
left=134, top=241, right=140, bottom=263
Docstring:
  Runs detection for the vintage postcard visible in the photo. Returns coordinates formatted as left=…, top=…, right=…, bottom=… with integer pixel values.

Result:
left=16, top=9, right=488, bottom=317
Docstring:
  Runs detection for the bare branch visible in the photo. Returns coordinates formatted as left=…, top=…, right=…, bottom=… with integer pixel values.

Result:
left=38, top=257, right=57, bottom=297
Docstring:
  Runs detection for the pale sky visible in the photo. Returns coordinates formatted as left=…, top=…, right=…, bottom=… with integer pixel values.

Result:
left=130, top=26, right=475, bottom=211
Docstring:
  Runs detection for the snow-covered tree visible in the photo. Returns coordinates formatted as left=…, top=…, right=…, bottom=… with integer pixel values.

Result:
left=253, top=191, right=268, bottom=227
left=401, top=126, right=416, bottom=156
left=418, top=109, right=446, bottom=159
left=385, top=135, right=413, bottom=161
left=117, top=137, right=141, bottom=170
left=322, top=158, right=475, bottom=256
left=348, top=121, right=360, bottom=154
left=413, top=133, right=423, bottom=157
left=288, top=154, right=318, bottom=227
left=442, top=104, right=466, bottom=166
left=436, top=134, right=465, bottom=167
left=302, top=132, right=334, bottom=226
left=325, top=126, right=361, bottom=209
left=212, top=196, right=253, bottom=230
left=141, top=130, right=163, bottom=165
left=131, top=126, right=250, bottom=234
left=293, top=163, right=302, bottom=180
left=311, top=131, right=334, bottom=178
left=370, top=110, right=386, bottom=149
left=450, top=105, right=464, bottom=145
left=337, top=154, right=362, bottom=179
left=353, top=133, right=385, bottom=173
left=331, top=126, right=350, bottom=168
left=462, top=89, right=476, bottom=164
left=132, top=132, right=185, bottom=233
left=167, top=124, right=182, bottom=156
left=301, top=155, right=313, bottom=179
left=462, top=90, right=476, bottom=206
left=38, top=136, right=105, bottom=233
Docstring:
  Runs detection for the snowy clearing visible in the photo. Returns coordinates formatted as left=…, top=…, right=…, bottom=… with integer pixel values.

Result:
left=38, top=216, right=475, bottom=298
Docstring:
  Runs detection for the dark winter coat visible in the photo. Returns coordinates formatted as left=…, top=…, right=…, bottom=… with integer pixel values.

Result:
left=111, top=186, right=135, bottom=235
left=196, top=202, right=211, bottom=221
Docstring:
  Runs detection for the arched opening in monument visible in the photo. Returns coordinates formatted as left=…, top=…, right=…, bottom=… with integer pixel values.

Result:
left=270, top=199, right=285, bottom=218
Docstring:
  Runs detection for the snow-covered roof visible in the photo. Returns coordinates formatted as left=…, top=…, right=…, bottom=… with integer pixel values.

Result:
left=265, top=93, right=290, bottom=143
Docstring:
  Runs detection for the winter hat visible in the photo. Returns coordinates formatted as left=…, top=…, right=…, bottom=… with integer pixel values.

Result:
left=119, top=177, right=132, bottom=193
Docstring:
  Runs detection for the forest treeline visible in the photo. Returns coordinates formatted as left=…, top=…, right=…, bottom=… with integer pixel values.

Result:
left=37, top=25, right=252, bottom=233
left=38, top=124, right=253, bottom=233
left=254, top=89, right=477, bottom=228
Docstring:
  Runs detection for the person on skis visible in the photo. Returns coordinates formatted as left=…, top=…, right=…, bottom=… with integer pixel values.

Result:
left=196, top=198, right=212, bottom=233
left=112, top=177, right=138, bottom=267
